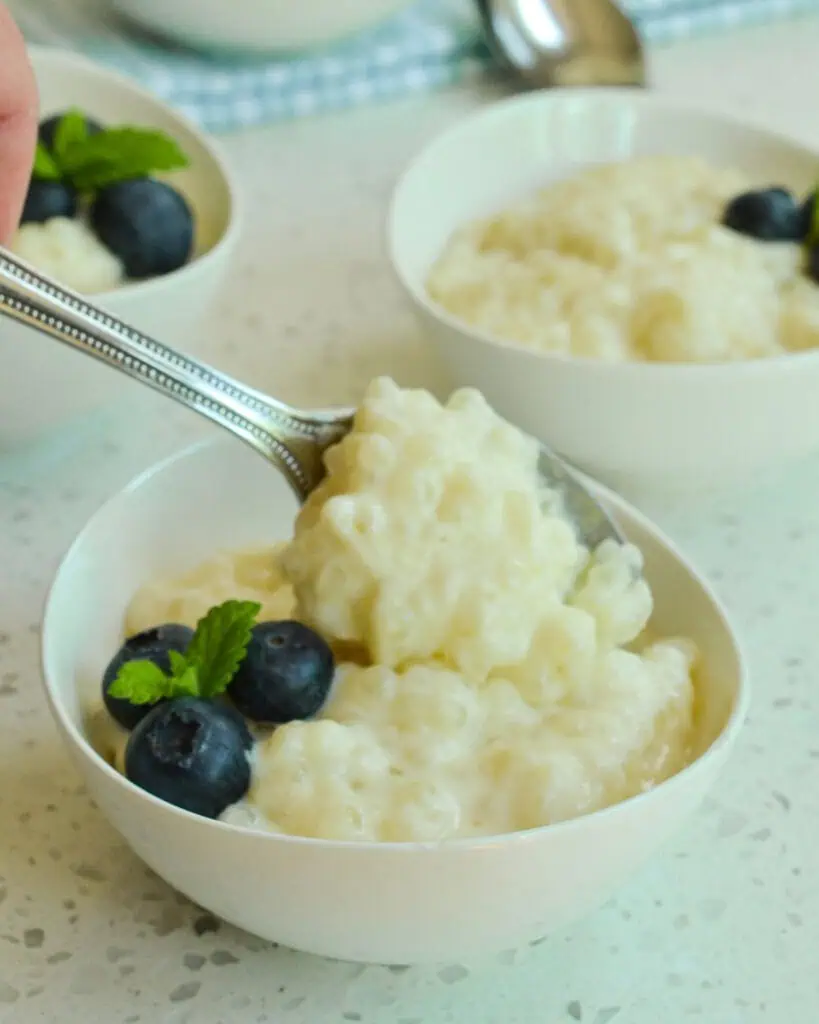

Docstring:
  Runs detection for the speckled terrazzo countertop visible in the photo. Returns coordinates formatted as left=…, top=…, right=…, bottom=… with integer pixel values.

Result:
left=2, top=17, right=819, bottom=1023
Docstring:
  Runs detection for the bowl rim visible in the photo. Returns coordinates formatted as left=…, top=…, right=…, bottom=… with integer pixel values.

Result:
left=41, top=436, right=751, bottom=852
left=387, top=86, right=819, bottom=378
left=26, top=44, right=241, bottom=303
left=108, top=0, right=415, bottom=49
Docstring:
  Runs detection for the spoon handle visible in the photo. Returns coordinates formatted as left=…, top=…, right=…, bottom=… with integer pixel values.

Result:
left=0, top=248, right=349, bottom=498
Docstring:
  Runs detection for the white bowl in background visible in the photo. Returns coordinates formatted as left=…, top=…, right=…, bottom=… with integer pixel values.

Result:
left=387, top=89, right=819, bottom=497
left=108, top=0, right=411, bottom=54
left=1, top=46, right=239, bottom=450
left=41, top=437, right=747, bottom=964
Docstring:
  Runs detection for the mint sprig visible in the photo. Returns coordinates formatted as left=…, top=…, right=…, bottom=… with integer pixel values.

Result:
left=32, top=108, right=189, bottom=192
left=109, top=659, right=177, bottom=705
left=186, top=600, right=262, bottom=699
left=60, top=128, right=190, bottom=190
left=53, top=109, right=92, bottom=161
left=108, top=599, right=261, bottom=706
left=33, top=143, right=60, bottom=182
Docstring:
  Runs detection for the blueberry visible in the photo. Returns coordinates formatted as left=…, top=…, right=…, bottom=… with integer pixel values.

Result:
left=228, top=621, right=334, bottom=724
left=722, top=187, right=802, bottom=241
left=102, top=623, right=194, bottom=730
left=20, top=179, right=77, bottom=224
left=89, top=178, right=194, bottom=279
left=125, top=698, right=252, bottom=819
left=212, top=699, right=255, bottom=750
left=38, top=112, right=102, bottom=152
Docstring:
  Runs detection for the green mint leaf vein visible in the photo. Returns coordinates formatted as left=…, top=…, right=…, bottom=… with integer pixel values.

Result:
left=108, top=659, right=172, bottom=705
left=186, top=599, right=261, bottom=699
left=32, top=142, right=61, bottom=182
left=60, top=128, right=189, bottom=191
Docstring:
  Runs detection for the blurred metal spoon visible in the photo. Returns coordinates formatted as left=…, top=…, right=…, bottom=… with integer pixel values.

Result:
left=0, top=246, right=626, bottom=551
left=476, top=0, right=645, bottom=88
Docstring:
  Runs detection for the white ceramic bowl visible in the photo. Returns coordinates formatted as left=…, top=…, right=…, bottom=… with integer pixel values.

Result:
left=1, top=47, right=238, bottom=449
left=388, top=90, right=819, bottom=496
left=41, top=437, right=747, bottom=964
left=108, top=0, right=411, bottom=53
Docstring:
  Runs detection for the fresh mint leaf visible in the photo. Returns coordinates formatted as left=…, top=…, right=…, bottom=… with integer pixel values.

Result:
left=186, top=600, right=261, bottom=699
left=108, top=659, right=171, bottom=705
left=107, top=600, right=259, bottom=709
left=165, top=650, right=200, bottom=698
left=168, top=663, right=200, bottom=698
left=108, top=648, right=200, bottom=704
left=32, top=142, right=61, bottom=181
left=108, top=652, right=200, bottom=704
left=168, top=649, right=189, bottom=677
left=53, top=109, right=90, bottom=163
left=60, top=128, right=189, bottom=191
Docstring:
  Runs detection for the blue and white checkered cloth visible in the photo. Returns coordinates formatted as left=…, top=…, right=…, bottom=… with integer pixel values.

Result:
left=10, top=0, right=819, bottom=133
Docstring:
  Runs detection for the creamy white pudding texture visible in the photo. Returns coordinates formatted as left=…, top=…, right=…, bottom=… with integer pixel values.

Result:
left=427, top=155, right=819, bottom=363
left=121, top=379, right=697, bottom=841
left=12, top=216, right=124, bottom=294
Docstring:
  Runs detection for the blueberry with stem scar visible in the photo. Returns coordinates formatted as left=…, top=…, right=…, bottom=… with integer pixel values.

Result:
left=125, top=697, right=252, bottom=818
left=228, top=621, right=334, bottom=724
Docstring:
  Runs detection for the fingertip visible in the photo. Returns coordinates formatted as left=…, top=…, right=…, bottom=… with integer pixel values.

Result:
left=0, top=3, right=38, bottom=243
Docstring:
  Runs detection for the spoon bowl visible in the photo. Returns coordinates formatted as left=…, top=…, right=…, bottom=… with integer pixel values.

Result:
left=0, top=246, right=624, bottom=551
left=477, top=0, right=645, bottom=88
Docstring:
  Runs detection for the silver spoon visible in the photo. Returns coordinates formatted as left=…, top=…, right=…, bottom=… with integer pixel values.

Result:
left=476, top=0, right=645, bottom=89
left=0, top=247, right=624, bottom=550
